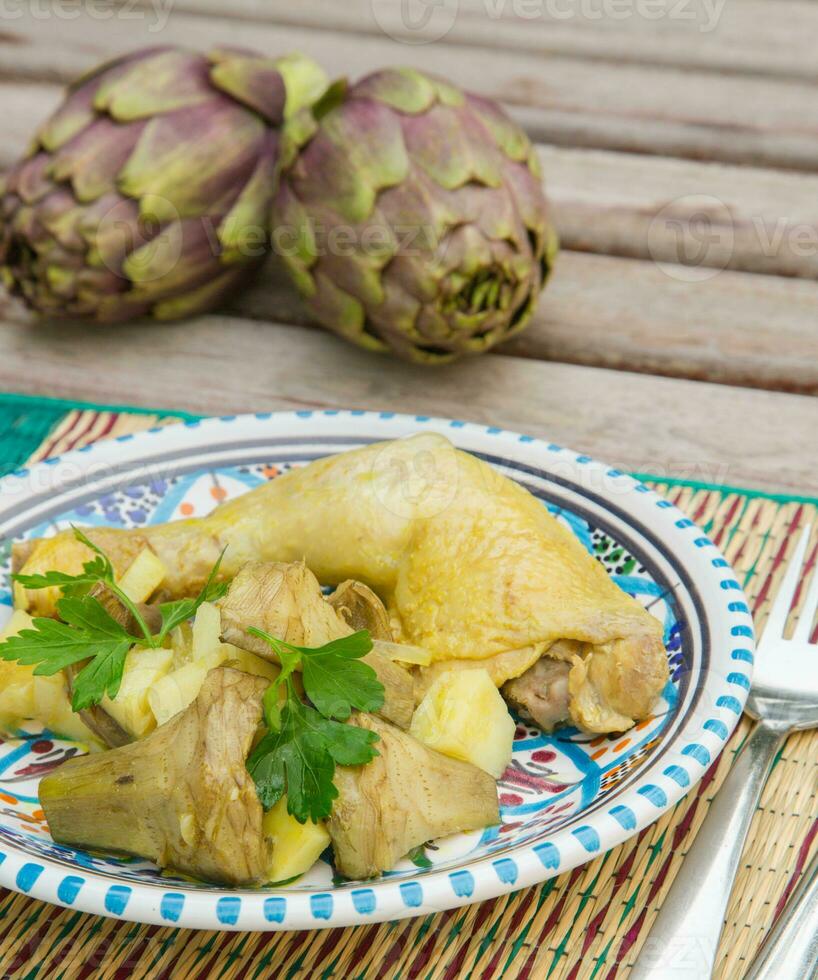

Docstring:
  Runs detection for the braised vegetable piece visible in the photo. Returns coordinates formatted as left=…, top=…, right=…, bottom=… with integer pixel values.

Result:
left=328, top=580, right=393, bottom=640
left=221, top=561, right=348, bottom=650
left=263, top=796, right=331, bottom=882
left=410, top=669, right=516, bottom=778
left=40, top=668, right=271, bottom=886
left=329, top=713, right=500, bottom=879
left=0, top=611, right=98, bottom=745
left=220, top=561, right=415, bottom=729
left=99, top=647, right=174, bottom=739
left=117, top=548, right=168, bottom=604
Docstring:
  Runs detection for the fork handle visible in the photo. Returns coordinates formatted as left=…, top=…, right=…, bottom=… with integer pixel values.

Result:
left=743, top=845, right=818, bottom=980
left=630, top=721, right=787, bottom=980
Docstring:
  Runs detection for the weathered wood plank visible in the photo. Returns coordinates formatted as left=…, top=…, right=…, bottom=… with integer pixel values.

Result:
left=3, top=80, right=818, bottom=281
left=1, top=79, right=817, bottom=392
left=163, top=0, right=818, bottom=83
left=541, top=145, right=818, bottom=278
left=4, top=6, right=818, bottom=169
left=0, top=312, right=815, bottom=494
left=500, top=253, right=818, bottom=393
left=229, top=253, right=818, bottom=394
left=4, top=238, right=816, bottom=395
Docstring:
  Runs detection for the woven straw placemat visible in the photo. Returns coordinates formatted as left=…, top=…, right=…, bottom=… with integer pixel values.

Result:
left=0, top=404, right=815, bottom=980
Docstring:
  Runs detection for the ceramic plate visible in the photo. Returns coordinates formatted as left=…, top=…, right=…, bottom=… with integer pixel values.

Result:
left=0, top=411, right=754, bottom=930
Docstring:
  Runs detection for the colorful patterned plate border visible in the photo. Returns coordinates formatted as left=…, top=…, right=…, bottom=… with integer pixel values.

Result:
left=0, top=411, right=754, bottom=931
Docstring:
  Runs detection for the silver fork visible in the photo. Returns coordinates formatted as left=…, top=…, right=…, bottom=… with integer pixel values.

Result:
left=631, top=524, right=818, bottom=980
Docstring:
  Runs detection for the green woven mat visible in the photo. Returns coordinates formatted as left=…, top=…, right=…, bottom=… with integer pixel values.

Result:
left=0, top=394, right=73, bottom=477
left=0, top=393, right=199, bottom=478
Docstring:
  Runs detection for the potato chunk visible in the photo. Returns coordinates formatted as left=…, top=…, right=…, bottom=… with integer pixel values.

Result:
left=0, top=610, right=96, bottom=744
left=117, top=548, right=167, bottom=603
left=191, top=601, right=223, bottom=662
left=263, top=796, right=330, bottom=883
left=149, top=648, right=278, bottom=728
left=101, top=647, right=174, bottom=738
left=410, top=669, right=515, bottom=778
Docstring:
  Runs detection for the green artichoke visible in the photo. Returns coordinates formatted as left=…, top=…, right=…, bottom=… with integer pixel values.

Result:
left=273, top=67, right=558, bottom=363
left=0, top=47, right=327, bottom=322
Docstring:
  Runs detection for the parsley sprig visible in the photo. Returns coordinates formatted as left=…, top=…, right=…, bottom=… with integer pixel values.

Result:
left=246, top=628, right=385, bottom=823
left=2, top=527, right=227, bottom=710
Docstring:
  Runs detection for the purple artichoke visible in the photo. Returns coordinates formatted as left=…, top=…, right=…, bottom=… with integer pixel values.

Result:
left=273, top=67, right=558, bottom=363
left=0, top=47, right=327, bottom=322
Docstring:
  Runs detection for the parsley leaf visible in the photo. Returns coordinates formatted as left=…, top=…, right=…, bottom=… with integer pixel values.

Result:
left=2, top=530, right=229, bottom=711
left=12, top=567, right=102, bottom=592
left=70, top=640, right=133, bottom=711
left=301, top=635, right=384, bottom=720
left=247, top=696, right=380, bottom=822
left=246, top=627, right=384, bottom=720
left=248, top=698, right=337, bottom=821
left=0, top=595, right=133, bottom=709
left=245, top=629, right=384, bottom=823
left=312, top=714, right=381, bottom=766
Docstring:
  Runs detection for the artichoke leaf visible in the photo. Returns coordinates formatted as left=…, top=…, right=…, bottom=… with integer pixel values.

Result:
left=219, top=561, right=414, bottom=730
left=329, top=712, right=499, bottom=878
left=327, top=580, right=393, bottom=641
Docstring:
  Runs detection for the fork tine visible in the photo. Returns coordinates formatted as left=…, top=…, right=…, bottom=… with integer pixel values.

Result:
left=763, top=523, right=812, bottom=643
left=793, top=528, right=818, bottom=643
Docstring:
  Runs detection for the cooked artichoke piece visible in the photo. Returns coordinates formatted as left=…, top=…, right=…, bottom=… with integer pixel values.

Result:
left=502, top=656, right=571, bottom=732
left=39, top=667, right=271, bottom=886
left=220, top=561, right=414, bottom=729
left=328, top=580, right=393, bottom=640
left=329, top=713, right=500, bottom=879
left=221, top=561, right=349, bottom=651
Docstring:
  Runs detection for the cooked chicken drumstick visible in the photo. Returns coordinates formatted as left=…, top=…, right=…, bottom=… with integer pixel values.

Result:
left=15, top=433, right=668, bottom=733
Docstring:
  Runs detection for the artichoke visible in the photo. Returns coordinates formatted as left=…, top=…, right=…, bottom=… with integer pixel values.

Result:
left=273, top=67, right=558, bottom=363
left=0, top=47, right=327, bottom=322
left=40, top=667, right=272, bottom=886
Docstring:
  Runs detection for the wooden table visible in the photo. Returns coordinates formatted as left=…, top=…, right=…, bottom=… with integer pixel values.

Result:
left=0, top=0, right=816, bottom=496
